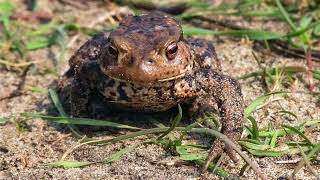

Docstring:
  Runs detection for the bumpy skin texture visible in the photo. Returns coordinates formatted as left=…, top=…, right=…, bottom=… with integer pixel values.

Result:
left=59, top=13, right=244, bottom=169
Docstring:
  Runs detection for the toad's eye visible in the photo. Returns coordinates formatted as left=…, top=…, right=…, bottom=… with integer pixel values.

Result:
left=108, top=45, right=118, bottom=58
left=166, top=42, right=178, bottom=60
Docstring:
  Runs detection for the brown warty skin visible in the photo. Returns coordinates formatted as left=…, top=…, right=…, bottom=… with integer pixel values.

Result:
left=58, top=13, right=244, bottom=172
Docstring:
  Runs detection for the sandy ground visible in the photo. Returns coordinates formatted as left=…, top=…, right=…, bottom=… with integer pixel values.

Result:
left=0, top=1, right=319, bottom=179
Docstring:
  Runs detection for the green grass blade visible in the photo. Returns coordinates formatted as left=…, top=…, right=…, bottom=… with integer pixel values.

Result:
left=176, top=145, right=188, bottom=155
left=48, top=88, right=67, bottom=117
left=247, top=116, right=259, bottom=140
left=282, top=124, right=313, bottom=146
left=80, top=127, right=177, bottom=145
left=305, top=143, right=320, bottom=159
left=244, top=91, right=289, bottom=117
left=21, top=112, right=141, bottom=130
left=313, top=22, right=320, bottom=37
left=275, top=110, right=298, bottom=119
left=48, top=89, right=82, bottom=138
left=244, top=125, right=254, bottom=137
left=26, top=20, right=57, bottom=36
left=270, top=130, right=278, bottom=148
left=183, top=19, right=319, bottom=41
left=239, top=141, right=271, bottom=150
left=25, top=36, right=51, bottom=50
left=299, top=15, right=312, bottom=30
left=246, top=148, right=287, bottom=157
left=275, top=0, right=296, bottom=31
left=51, top=26, right=66, bottom=62
left=314, top=69, right=320, bottom=80
left=157, top=104, right=182, bottom=140
left=0, top=2, right=14, bottom=38
left=176, top=144, right=208, bottom=157
left=103, top=143, right=141, bottom=164
left=240, top=141, right=292, bottom=157
left=0, top=2, right=14, bottom=15
left=0, top=117, right=7, bottom=125
left=45, top=160, right=93, bottom=168
left=180, top=153, right=208, bottom=161
left=193, top=160, right=230, bottom=177
left=183, top=26, right=284, bottom=40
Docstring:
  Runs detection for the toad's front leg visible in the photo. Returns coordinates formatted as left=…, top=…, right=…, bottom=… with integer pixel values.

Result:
left=187, top=69, right=244, bottom=171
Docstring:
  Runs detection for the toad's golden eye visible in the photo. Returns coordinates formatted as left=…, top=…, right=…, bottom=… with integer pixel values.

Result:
left=108, top=45, right=118, bottom=58
left=165, top=42, right=178, bottom=60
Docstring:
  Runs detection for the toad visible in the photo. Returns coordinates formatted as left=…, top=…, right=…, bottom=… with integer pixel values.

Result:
left=58, top=13, right=244, bottom=171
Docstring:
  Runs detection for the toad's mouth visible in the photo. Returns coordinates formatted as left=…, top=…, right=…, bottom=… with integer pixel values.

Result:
left=106, top=71, right=187, bottom=84
left=99, top=64, right=192, bottom=84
